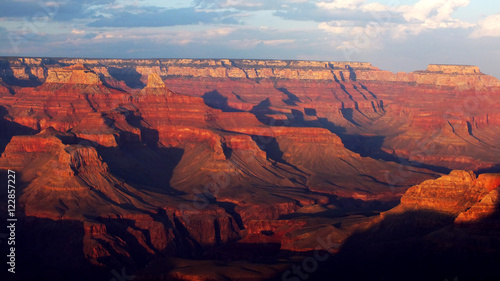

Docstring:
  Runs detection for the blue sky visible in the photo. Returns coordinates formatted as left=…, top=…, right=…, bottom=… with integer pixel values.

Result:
left=1, top=0, right=499, bottom=78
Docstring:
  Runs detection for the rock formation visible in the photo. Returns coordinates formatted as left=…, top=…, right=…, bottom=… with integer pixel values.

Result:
left=146, top=73, right=165, bottom=88
left=384, top=171, right=499, bottom=217
left=46, top=64, right=102, bottom=84
left=302, top=171, right=500, bottom=281
left=0, top=57, right=500, bottom=281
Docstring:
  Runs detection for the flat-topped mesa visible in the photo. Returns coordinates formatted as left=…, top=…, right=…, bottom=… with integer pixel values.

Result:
left=146, top=73, right=165, bottom=88
left=45, top=64, right=102, bottom=85
left=228, top=59, right=377, bottom=70
left=425, top=64, right=482, bottom=75
left=0, top=57, right=380, bottom=83
left=331, top=61, right=377, bottom=70
left=356, top=63, right=500, bottom=87
left=4, top=57, right=499, bottom=87
left=414, top=64, right=500, bottom=87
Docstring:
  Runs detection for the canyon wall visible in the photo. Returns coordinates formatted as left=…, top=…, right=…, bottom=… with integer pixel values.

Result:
left=1, top=57, right=500, bottom=280
left=2, top=57, right=499, bottom=87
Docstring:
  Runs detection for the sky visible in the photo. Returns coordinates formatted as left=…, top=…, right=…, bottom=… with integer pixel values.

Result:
left=0, top=0, right=499, bottom=78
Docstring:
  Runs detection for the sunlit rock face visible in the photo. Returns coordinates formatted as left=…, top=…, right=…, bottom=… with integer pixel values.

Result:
left=145, top=73, right=165, bottom=88
left=386, top=171, right=500, bottom=217
left=45, top=64, right=103, bottom=85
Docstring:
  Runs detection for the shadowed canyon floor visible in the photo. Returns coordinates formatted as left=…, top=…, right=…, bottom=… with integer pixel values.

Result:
left=0, top=57, right=499, bottom=280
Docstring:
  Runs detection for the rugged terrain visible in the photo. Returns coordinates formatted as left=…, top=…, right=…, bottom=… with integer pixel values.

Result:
left=0, top=57, right=499, bottom=280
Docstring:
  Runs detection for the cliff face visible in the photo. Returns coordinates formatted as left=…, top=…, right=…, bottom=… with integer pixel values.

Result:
left=45, top=64, right=102, bottom=84
left=386, top=170, right=497, bottom=216
left=383, top=170, right=500, bottom=251
left=3, top=57, right=498, bottom=87
left=356, top=64, right=500, bottom=87
left=304, top=171, right=500, bottom=281
left=1, top=57, right=500, bottom=280
left=376, top=171, right=500, bottom=259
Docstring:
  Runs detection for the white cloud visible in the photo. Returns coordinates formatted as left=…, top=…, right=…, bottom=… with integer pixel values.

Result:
left=394, top=0, right=474, bottom=35
left=400, top=0, right=470, bottom=22
left=219, top=0, right=263, bottom=8
left=71, top=29, right=85, bottom=35
left=228, top=38, right=296, bottom=48
left=316, top=0, right=366, bottom=10
left=318, top=0, right=475, bottom=47
left=318, top=21, right=366, bottom=35
left=360, top=2, right=393, bottom=13
left=262, top=39, right=296, bottom=46
left=470, top=14, right=500, bottom=38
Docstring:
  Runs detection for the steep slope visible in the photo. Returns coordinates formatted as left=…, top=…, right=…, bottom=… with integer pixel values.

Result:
left=0, top=63, right=436, bottom=280
left=0, top=127, right=242, bottom=275
left=357, top=65, right=500, bottom=171
left=305, top=171, right=500, bottom=281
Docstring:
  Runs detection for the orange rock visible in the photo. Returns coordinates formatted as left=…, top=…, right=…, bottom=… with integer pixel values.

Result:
left=46, top=64, right=102, bottom=84
left=388, top=171, right=488, bottom=215
left=146, top=73, right=165, bottom=88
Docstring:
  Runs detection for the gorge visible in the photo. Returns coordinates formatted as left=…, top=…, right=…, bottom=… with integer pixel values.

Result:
left=0, top=57, right=499, bottom=281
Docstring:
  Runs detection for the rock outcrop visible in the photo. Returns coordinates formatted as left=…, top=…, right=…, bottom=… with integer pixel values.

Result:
left=386, top=170, right=498, bottom=216
left=146, top=73, right=165, bottom=88
left=45, top=64, right=102, bottom=84
left=304, top=171, right=500, bottom=281
left=356, top=63, right=500, bottom=87
left=426, top=64, right=481, bottom=74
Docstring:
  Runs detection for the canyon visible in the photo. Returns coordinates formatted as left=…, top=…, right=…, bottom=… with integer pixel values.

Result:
left=0, top=57, right=499, bottom=281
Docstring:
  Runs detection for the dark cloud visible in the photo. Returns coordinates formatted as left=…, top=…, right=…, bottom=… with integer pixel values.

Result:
left=194, top=0, right=405, bottom=24
left=193, top=0, right=288, bottom=11
left=0, top=27, right=9, bottom=46
left=87, top=7, right=240, bottom=27
left=273, top=2, right=406, bottom=23
left=84, top=32, right=98, bottom=39
left=0, top=0, right=115, bottom=21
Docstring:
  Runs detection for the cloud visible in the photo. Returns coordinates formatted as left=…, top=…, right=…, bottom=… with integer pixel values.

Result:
left=1, top=0, right=499, bottom=79
left=193, top=0, right=307, bottom=10
left=316, top=0, right=366, bottom=10
left=315, top=0, right=476, bottom=52
left=399, top=0, right=470, bottom=22
left=87, top=7, right=240, bottom=27
left=66, top=26, right=239, bottom=47
left=0, top=0, right=115, bottom=21
left=318, top=21, right=366, bottom=35
left=228, top=38, right=296, bottom=48
left=71, top=29, right=85, bottom=35
left=470, top=14, right=500, bottom=38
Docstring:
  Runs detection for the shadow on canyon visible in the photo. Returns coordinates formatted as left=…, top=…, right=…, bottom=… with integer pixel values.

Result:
left=108, top=67, right=146, bottom=89
left=100, top=113, right=185, bottom=194
left=242, top=95, right=451, bottom=175
left=6, top=218, right=104, bottom=281
left=277, top=87, right=301, bottom=106
left=0, top=169, right=207, bottom=281
left=476, top=164, right=500, bottom=174
left=0, top=62, right=42, bottom=87
left=0, top=106, right=37, bottom=155
left=303, top=203, right=500, bottom=281
left=98, top=145, right=185, bottom=195
left=134, top=200, right=500, bottom=281
left=0, top=170, right=102, bottom=281
left=203, top=90, right=244, bottom=112
left=2, top=166, right=498, bottom=281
